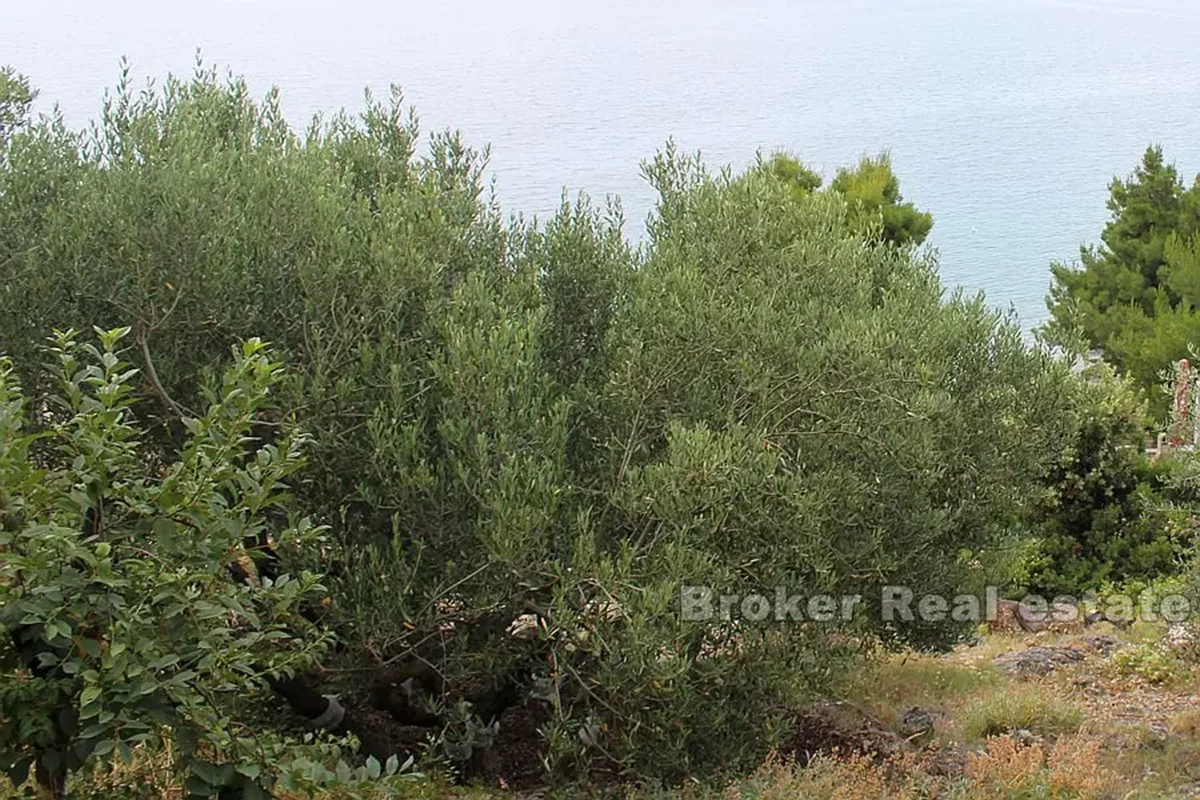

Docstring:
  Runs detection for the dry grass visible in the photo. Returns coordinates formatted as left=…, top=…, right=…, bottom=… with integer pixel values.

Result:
left=655, top=627, right=1199, bottom=800
left=710, top=735, right=1122, bottom=800
left=966, top=734, right=1120, bottom=799
left=0, top=744, right=182, bottom=800
left=1099, top=705, right=1200, bottom=797
left=1168, top=706, right=1200, bottom=737
left=845, top=652, right=1001, bottom=705
left=716, top=751, right=918, bottom=800
left=841, top=651, right=1001, bottom=731
left=963, top=735, right=1042, bottom=795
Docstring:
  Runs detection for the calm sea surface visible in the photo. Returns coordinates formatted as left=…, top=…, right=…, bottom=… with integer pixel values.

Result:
left=6, top=0, right=1200, bottom=327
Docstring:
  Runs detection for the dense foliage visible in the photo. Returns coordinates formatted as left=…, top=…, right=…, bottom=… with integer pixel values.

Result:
left=1046, top=146, right=1200, bottom=398
left=0, top=67, right=35, bottom=145
left=0, top=63, right=1077, bottom=786
left=1026, top=363, right=1191, bottom=597
left=764, top=151, right=934, bottom=246
left=0, top=329, right=422, bottom=798
left=1033, top=147, right=1200, bottom=597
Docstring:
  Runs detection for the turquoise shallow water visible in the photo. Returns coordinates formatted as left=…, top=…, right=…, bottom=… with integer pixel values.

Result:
left=6, top=0, right=1200, bottom=327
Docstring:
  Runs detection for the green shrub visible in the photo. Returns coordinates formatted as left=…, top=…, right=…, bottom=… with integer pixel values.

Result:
left=1107, top=644, right=1179, bottom=685
left=1026, top=362, right=1191, bottom=596
left=0, top=64, right=1077, bottom=783
left=0, top=328, right=420, bottom=798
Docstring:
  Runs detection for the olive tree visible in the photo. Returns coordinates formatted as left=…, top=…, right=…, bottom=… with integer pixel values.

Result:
left=0, top=65, right=1074, bottom=784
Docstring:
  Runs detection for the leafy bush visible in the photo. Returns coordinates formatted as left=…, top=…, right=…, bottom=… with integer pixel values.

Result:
left=0, top=328, right=416, bottom=798
left=0, top=741, right=429, bottom=800
left=1107, top=643, right=1179, bottom=685
left=0, top=67, right=35, bottom=146
left=829, top=152, right=933, bottom=247
left=1026, top=363, right=1191, bottom=596
left=0, top=64, right=1076, bottom=783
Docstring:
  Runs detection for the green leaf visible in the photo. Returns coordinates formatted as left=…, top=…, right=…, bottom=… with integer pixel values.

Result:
left=46, top=620, right=70, bottom=642
left=191, top=760, right=235, bottom=787
left=152, top=517, right=178, bottom=550
left=79, top=686, right=101, bottom=708
left=40, top=749, right=62, bottom=774
left=79, top=723, right=109, bottom=739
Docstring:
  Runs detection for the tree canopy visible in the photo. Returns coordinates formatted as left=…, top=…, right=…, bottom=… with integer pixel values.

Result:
left=0, top=64, right=1078, bottom=789
left=1046, top=146, right=1200, bottom=395
left=763, top=151, right=933, bottom=246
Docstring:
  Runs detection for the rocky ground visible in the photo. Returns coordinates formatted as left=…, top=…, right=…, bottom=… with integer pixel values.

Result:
left=719, top=621, right=1200, bottom=799
left=501, top=622, right=1200, bottom=798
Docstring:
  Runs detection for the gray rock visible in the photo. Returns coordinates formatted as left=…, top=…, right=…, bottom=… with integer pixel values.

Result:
left=992, top=635, right=1117, bottom=676
left=899, top=706, right=940, bottom=742
left=1012, top=728, right=1043, bottom=747
left=1076, top=634, right=1118, bottom=654
left=993, top=645, right=1086, bottom=676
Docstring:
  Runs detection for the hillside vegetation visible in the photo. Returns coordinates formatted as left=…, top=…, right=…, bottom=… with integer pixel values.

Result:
left=2, top=63, right=1200, bottom=798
